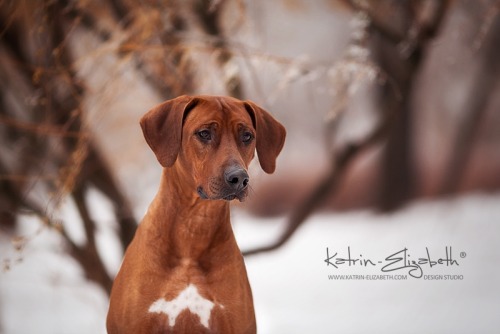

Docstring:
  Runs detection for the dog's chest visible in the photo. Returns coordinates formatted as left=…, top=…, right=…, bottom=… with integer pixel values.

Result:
left=148, top=284, right=222, bottom=330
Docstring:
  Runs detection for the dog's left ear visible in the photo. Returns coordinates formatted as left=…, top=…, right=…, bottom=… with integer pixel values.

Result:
left=244, top=101, right=286, bottom=174
left=140, top=95, right=198, bottom=167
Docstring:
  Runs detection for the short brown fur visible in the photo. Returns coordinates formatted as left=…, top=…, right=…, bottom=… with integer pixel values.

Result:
left=107, top=95, right=286, bottom=334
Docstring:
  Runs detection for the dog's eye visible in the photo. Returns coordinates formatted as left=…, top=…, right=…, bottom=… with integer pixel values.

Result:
left=197, top=130, right=212, bottom=141
left=241, top=132, right=254, bottom=143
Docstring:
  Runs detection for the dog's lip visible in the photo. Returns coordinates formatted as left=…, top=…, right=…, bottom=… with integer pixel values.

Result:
left=197, top=186, right=247, bottom=202
left=222, top=190, right=248, bottom=202
left=197, top=187, right=209, bottom=199
left=223, top=194, right=237, bottom=201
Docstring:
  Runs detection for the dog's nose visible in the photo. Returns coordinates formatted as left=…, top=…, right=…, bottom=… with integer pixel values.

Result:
left=224, top=166, right=249, bottom=191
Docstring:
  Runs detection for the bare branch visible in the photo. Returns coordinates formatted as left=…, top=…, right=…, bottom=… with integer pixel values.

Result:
left=439, top=13, right=500, bottom=194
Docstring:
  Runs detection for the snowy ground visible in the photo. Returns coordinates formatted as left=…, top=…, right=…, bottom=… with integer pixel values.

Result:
left=1, top=192, right=499, bottom=334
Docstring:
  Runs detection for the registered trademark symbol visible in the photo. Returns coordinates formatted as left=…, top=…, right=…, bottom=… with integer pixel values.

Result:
left=460, top=252, right=466, bottom=258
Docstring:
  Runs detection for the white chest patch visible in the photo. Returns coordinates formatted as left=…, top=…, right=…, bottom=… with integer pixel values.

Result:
left=148, top=284, right=216, bottom=328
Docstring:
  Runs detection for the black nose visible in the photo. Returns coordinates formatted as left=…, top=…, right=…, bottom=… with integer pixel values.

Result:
left=224, top=166, right=249, bottom=191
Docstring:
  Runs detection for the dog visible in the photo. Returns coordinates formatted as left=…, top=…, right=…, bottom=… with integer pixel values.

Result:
left=107, top=95, right=286, bottom=333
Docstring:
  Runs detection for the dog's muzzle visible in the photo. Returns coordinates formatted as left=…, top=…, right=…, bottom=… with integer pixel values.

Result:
left=197, top=166, right=249, bottom=202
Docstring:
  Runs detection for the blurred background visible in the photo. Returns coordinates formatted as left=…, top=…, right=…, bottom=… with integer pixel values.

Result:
left=1, top=0, right=499, bottom=333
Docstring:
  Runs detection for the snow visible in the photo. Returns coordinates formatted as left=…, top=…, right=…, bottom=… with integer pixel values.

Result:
left=1, top=192, right=499, bottom=333
left=237, top=192, right=500, bottom=333
left=0, top=216, right=108, bottom=334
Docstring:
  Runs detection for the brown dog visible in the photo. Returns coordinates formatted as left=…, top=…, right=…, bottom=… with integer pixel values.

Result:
left=107, top=95, right=286, bottom=333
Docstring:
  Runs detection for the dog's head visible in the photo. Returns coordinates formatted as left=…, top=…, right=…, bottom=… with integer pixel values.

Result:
left=140, top=95, right=286, bottom=202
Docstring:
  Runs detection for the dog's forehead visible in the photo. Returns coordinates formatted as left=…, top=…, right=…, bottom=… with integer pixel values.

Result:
left=185, top=97, right=253, bottom=127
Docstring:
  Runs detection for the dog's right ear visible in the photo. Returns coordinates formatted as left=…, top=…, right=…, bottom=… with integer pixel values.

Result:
left=140, top=95, right=198, bottom=167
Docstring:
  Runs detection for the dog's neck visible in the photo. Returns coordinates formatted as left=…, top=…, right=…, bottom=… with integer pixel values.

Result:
left=144, top=166, right=236, bottom=267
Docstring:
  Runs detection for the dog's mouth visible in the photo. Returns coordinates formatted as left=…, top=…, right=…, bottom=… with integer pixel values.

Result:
left=197, top=187, right=247, bottom=202
left=222, top=194, right=239, bottom=201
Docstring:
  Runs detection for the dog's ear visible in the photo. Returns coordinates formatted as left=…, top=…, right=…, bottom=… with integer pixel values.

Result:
left=140, top=95, right=198, bottom=167
left=244, top=101, right=286, bottom=174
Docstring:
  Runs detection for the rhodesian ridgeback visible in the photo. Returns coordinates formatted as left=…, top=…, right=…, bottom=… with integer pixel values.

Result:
left=107, top=95, right=286, bottom=333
